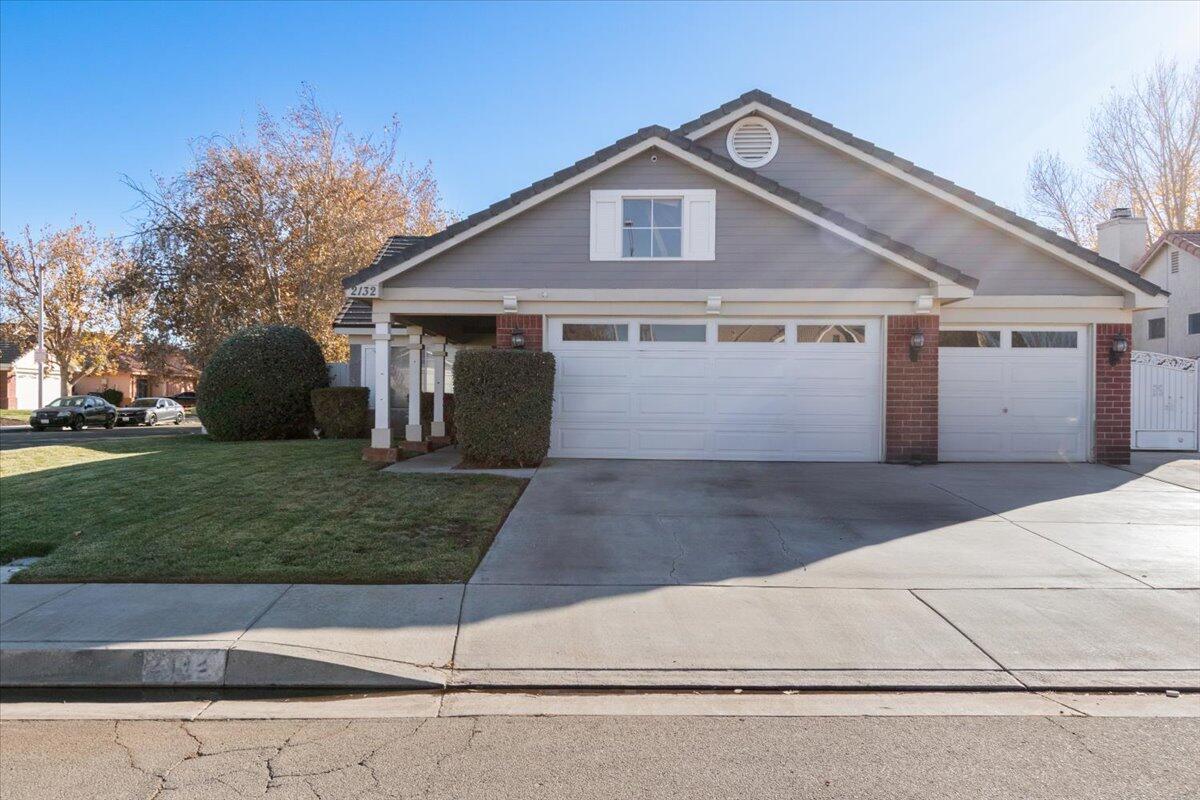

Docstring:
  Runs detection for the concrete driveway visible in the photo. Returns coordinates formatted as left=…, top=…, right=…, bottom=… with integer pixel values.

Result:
left=460, top=457, right=1200, bottom=689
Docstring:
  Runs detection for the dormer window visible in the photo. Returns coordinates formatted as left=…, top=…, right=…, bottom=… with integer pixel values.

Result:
left=622, top=198, right=681, bottom=258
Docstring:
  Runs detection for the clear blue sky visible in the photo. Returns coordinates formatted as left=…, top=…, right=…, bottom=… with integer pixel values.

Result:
left=2, top=0, right=1198, bottom=240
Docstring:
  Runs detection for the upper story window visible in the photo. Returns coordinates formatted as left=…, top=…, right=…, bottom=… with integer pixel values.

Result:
left=590, top=189, right=715, bottom=261
left=1188, top=312, right=1200, bottom=335
left=623, top=198, right=681, bottom=258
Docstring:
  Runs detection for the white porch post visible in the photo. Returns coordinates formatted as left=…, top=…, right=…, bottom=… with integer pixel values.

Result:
left=428, top=337, right=447, bottom=438
left=370, top=322, right=392, bottom=448
left=405, top=328, right=424, bottom=443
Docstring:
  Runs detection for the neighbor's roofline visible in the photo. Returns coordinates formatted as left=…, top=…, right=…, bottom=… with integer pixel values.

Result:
left=677, top=89, right=1165, bottom=299
left=344, top=126, right=977, bottom=293
left=1132, top=230, right=1200, bottom=273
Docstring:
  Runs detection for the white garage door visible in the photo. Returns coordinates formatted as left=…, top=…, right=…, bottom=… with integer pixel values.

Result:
left=939, top=326, right=1089, bottom=461
left=547, top=318, right=882, bottom=461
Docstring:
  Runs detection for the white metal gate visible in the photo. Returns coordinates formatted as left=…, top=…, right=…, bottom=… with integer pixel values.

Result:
left=1131, top=351, right=1199, bottom=451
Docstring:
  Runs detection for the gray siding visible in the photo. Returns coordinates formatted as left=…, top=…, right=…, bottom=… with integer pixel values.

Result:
left=386, top=148, right=925, bottom=290
left=698, top=123, right=1120, bottom=297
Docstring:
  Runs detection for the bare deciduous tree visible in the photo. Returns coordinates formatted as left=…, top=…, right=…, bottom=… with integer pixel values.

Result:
left=0, top=224, right=145, bottom=395
left=128, top=87, right=452, bottom=363
left=1026, top=60, right=1200, bottom=247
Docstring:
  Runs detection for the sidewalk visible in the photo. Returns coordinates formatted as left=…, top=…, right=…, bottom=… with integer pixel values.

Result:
left=2, top=581, right=1197, bottom=691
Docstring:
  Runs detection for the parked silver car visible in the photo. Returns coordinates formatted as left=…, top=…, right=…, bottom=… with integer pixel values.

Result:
left=116, top=397, right=187, bottom=426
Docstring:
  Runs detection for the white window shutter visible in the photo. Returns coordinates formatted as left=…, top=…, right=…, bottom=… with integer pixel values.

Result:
left=590, top=191, right=621, bottom=260
left=683, top=191, right=715, bottom=260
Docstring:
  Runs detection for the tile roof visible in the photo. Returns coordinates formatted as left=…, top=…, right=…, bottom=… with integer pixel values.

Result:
left=342, top=126, right=978, bottom=291
left=676, top=89, right=1165, bottom=297
left=0, top=339, right=27, bottom=364
left=333, top=299, right=373, bottom=328
left=1133, top=230, right=1200, bottom=272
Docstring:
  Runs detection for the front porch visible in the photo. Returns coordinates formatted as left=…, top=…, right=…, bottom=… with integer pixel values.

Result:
left=358, top=313, right=528, bottom=461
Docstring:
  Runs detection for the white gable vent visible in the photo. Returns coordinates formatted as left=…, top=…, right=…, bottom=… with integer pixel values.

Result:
left=726, top=115, right=779, bottom=168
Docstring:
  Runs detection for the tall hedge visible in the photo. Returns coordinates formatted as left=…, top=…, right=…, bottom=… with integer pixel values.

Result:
left=453, top=349, right=555, bottom=467
left=197, top=325, right=329, bottom=441
left=311, top=387, right=370, bottom=438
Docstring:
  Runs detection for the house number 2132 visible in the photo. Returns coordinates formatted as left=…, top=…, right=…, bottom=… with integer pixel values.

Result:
left=349, top=285, right=378, bottom=298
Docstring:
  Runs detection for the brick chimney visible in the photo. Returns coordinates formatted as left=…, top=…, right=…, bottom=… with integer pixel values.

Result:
left=1096, top=208, right=1149, bottom=269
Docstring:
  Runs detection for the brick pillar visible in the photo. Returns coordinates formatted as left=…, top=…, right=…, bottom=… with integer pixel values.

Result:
left=496, top=314, right=544, bottom=351
left=885, top=315, right=939, bottom=464
left=1094, top=323, right=1132, bottom=464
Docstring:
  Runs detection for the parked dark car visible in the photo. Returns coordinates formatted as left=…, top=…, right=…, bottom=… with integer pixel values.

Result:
left=116, top=397, right=187, bottom=426
left=171, top=391, right=196, bottom=408
left=29, top=396, right=116, bottom=431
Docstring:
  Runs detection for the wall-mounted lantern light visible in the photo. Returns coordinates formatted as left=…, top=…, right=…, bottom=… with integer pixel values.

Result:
left=510, top=328, right=526, bottom=350
left=1109, top=332, right=1128, bottom=365
left=909, top=330, right=926, bottom=362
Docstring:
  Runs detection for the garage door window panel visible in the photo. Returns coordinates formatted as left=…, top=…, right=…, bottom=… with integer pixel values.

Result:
left=562, top=323, right=629, bottom=342
left=717, top=324, right=786, bottom=343
left=941, top=330, right=1000, bottom=348
left=639, top=323, right=707, bottom=343
left=796, top=324, right=867, bottom=344
left=1011, top=331, right=1078, bottom=349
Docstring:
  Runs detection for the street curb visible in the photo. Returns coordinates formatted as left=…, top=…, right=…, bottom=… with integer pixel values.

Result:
left=0, top=642, right=445, bottom=690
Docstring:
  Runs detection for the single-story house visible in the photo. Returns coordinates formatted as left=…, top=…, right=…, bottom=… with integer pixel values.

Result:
left=73, top=349, right=198, bottom=401
left=1130, top=229, right=1200, bottom=358
left=0, top=340, right=62, bottom=409
left=335, top=89, right=1166, bottom=465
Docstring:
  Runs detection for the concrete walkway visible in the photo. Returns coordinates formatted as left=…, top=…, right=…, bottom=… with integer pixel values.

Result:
left=2, top=458, right=1197, bottom=691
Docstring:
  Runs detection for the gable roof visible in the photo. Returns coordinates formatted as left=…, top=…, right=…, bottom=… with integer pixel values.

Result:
left=344, top=126, right=978, bottom=292
left=1132, top=231, right=1200, bottom=273
left=677, top=89, right=1165, bottom=298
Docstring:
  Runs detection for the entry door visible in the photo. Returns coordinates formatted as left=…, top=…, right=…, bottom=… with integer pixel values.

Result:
left=939, top=326, right=1088, bottom=461
left=547, top=318, right=883, bottom=461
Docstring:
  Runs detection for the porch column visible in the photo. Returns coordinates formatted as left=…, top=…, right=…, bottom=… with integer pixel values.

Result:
left=405, top=328, right=424, bottom=443
left=370, top=322, right=392, bottom=448
left=427, top=336, right=447, bottom=439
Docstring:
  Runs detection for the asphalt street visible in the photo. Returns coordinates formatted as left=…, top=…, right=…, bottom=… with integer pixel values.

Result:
left=0, top=419, right=203, bottom=451
left=1, top=715, right=1196, bottom=799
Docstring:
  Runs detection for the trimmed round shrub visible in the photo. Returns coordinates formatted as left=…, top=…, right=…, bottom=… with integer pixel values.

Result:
left=312, top=387, right=370, bottom=438
left=197, top=325, right=329, bottom=441
left=454, top=349, right=555, bottom=467
left=99, top=388, right=124, bottom=406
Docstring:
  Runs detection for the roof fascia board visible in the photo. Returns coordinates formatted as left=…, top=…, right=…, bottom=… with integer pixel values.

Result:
left=358, top=135, right=973, bottom=294
left=684, top=100, right=1157, bottom=300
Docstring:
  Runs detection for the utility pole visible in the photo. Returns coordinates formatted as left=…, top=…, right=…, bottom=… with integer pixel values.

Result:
left=36, top=259, right=45, bottom=407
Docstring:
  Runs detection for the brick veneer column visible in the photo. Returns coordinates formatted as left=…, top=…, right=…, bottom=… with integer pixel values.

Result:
left=885, top=315, right=939, bottom=464
left=1094, top=323, right=1132, bottom=464
left=496, top=314, right=544, bottom=351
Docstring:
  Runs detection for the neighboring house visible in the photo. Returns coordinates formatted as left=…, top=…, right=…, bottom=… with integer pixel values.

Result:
left=73, top=349, right=198, bottom=401
left=1130, top=230, right=1200, bottom=358
left=0, top=340, right=62, bottom=409
left=335, top=89, right=1166, bottom=465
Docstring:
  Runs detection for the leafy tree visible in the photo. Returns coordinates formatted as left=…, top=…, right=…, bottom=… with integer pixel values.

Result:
left=1026, top=60, right=1200, bottom=247
left=0, top=224, right=145, bottom=396
left=128, top=87, right=451, bottom=363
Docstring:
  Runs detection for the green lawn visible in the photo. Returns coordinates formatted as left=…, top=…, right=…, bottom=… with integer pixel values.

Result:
left=0, top=437, right=525, bottom=583
left=1, top=409, right=33, bottom=425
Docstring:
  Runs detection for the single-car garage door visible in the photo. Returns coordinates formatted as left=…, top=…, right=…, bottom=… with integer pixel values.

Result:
left=547, top=318, right=882, bottom=461
left=939, top=326, right=1089, bottom=461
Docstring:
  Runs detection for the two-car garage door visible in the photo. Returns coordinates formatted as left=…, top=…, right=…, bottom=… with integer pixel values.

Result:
left=546, top=318, right=1091, bottom=462
left=547, top=318, right=882, bottom=461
